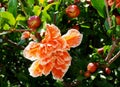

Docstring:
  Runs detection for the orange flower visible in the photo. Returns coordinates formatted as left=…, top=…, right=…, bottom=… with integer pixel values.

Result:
left=23, top=24, right=83, bottom=80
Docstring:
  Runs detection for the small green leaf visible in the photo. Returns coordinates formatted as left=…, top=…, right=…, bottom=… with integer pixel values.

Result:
left=8, top=0, right=18, bottom=18
left=111, top=15, right=116, bottom=27
left=33, top=5, right=41, bottom=16
left=16, top=14, right=26, bottom=21
left=91, top=0, right=106, bottom=18
left=116, top=25, right=120, bottom=36
left=27, top=0, right=34, bottom=7
left=41, top=2, right=60, bottom=22
left=104, top=19, right=110, bottom=30
left=3, top=24, right=10, bottom=30
left=0, top=11, right=16, bottom=26
left=43, top=2, right=60, bottom=12
left=42, top=11, right=51, bottom=21
left=38, top=0, right=44, bottom=5
left=117, top=8, right=120, bottom=14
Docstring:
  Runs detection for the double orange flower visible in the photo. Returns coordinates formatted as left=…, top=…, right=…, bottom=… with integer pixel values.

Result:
left=23, top=24, right=83, bottom=80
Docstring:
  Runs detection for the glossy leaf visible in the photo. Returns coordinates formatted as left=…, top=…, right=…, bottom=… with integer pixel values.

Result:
left=39, top=0, right=44, bottom=5
left=33, top=5, right=41, bottom=16
left=8, top=0, right=18, bottom=17
left=16, top=15, right=26, bottom=21
left=42, top=11, right=51, bottom=22
left=43, top=2, right=60, bottom=12
left=27, top=0, right=34, bottom=7
left=91, top=0, right=106, bottom=18
left=116, top=25, right=120, bottom=36
left=0, top=12, right=16, bottom=26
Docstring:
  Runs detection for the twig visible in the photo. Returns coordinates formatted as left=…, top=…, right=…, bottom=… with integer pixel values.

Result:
left=105, top=38, right=120, bottom=63
left=104, top=0, right=112, bottom=29
left=108, top=50, right=120, bottom=64
left=0, top=29, right=31, bottom=36
left=4, top=37, right=24, bottom=50
left=105, top=41, right=117, bottom=62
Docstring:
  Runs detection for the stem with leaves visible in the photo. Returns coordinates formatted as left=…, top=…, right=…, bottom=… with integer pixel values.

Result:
left=104, top=0, right=120, bottom=65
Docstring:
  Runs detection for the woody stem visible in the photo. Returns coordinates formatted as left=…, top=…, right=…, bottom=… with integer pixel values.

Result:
left=108, top=50, right=120, bottom=65
left=104, top=0, right=112, bottom=29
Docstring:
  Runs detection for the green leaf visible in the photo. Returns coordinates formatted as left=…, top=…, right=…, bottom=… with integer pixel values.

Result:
left=0, top=12, right=16, bottom=26
left=16, top=14, right=26, bottom=21
left=117, top=8, right=120, bottom=14
left=33, top=5, right=41, bottom=16
left=41, top=2, right=60, bottom=22
left=8, top=0, right=18, bottom=18
left=27, top=0, right=34, bottom=6
left=42, top=11, right=51, bottom=21
left=91, top=0, right=106, bottom=18
left=38, top=0, right=44, bottom=4
left=43, top=2, right=60, bottom=12
left=116, top=25, right=120, bottom=36
left=3, top=24, right=10, bottom=30
left=104, top=19, right=110, bottom=30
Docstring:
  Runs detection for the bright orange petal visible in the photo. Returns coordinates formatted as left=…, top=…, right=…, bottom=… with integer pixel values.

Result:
left=55, top=37, right=67, bottom=50
left=42, top=24, right=61, bottom=42
left=28, top=60, right=43, bottom=77
left=55, top=51, right=71, bottom=65
left=52, top=67, right=64, bottom=80
left=23, top=41, right=40, bottom=61
left=54, top=51, right=71, bottom=71
left=62, top=29, right=83, bottom=48
left=42, top=62, right=54, bottom=76
left=52, top=51, right=71, bottom=80
left=38, top=43, right=53, bottom=59
left=38, top=37, right=66, bottom=59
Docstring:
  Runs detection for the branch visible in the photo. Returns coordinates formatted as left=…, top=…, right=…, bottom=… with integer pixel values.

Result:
left=4, top=37, right=24, bottom=50
left=105, top=38, right=120, bottom=62
left=108, top=50, right=120, bottom=64
left=105, top=41, right=117, bottom=62
left=104, top=0, right=112, bottom=29
left=0, top=29, right=31, bottom=36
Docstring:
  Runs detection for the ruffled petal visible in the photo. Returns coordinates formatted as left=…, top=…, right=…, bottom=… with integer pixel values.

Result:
left=52, top=68, right=64, bottom=80
left=42, top=24, right=61, bottom=42
left=38, top=43, right=53, bottom=59
left=55, top=37, right=67, bottom=50
left=52, top=51, right=71, bottom=80
left=62, top=29, right=83, bottom=48
left=54, top=51, right=71, bottom=72
left=42, top=62, right=54, bottom=76
left=28, top=60, right=43, bottom=77
left=23, top=41, right=40, bottom=61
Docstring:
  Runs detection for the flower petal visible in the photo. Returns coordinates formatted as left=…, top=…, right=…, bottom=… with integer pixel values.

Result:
left=52, top=68, right=64, bottom=80
left=42, top=24, right=61, bottom=42
left=23, top=41, right=40, bottom=61
left=54, top=51, right=71, bottom=72
left=38, top=43, right=53, bottom=59
left=52, top=51, right=71, bottom=80
left=42, top=62, right=54, bottom=76
left=62, top=29, right=83, bottom=48
left=28, top=60, right=43, bottom=77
